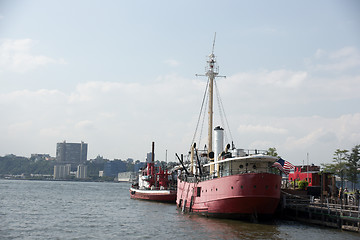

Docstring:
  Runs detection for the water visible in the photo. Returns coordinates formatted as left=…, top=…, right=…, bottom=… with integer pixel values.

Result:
left=0, top=180, right=358, bottom=240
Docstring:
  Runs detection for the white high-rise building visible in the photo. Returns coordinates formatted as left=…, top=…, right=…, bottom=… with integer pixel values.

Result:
left=53, top=164, right=71, bottom=179
left=76, top=164, right=88, bottom=179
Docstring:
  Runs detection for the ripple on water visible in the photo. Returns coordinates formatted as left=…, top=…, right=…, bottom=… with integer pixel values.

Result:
left=1, top=180, right=359, bottom=240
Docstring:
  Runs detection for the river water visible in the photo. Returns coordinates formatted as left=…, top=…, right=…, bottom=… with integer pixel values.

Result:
left=0, top=179, right=358, bottom=239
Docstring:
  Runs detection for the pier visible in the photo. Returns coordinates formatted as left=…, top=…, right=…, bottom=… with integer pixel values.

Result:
left=280, top=190, right=360, bottom=233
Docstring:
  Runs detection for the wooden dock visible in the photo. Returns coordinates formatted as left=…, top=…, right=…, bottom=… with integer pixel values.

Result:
left=280, top=190, right=360, bottom=233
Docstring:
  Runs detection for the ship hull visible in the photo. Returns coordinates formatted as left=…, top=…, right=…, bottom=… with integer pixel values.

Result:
left=176, top=173, right=281, bottom=219
left=130, top=187, right=177, bottom=203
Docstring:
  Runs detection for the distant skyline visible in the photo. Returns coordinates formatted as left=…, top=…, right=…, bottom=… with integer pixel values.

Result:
left=0, top=0, right=359, bottom=165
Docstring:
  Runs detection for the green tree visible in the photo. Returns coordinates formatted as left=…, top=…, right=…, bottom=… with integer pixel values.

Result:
left=126, top=161, right=134, bottom=172
left=267, top=147, right=279, bottom=157
left=322, top=149, right=349, bottom=189
left=347, top=145, right=360, bottom=191
left=0, top=155, right=53, bottom=175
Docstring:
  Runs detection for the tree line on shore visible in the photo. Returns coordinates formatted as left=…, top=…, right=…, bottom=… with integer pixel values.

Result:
left=0, top=154, right=178, bottom=180
left=1, top=145, right=359, bottom=184
left=0, top=154, right=104, bottom=179
left=322, top=144, right=360, bottom=191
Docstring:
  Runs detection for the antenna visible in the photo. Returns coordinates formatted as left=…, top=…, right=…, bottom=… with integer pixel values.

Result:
left=211, top=32, right=216, bottom=55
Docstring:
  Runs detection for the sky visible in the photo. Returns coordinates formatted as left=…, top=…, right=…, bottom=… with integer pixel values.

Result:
left=0, top=0, right=359, bottom=165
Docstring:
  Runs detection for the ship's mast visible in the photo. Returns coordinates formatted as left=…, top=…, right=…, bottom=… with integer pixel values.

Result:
left=206, top=33, right=226, bottom=156
left=196, top=33, right=225, bottom=165
left=206, top=47, right=217, bottom=153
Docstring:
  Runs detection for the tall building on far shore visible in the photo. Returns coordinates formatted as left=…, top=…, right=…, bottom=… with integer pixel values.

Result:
left=56, top=141, right=88, bottom=166
left=76, top=164, right=88, bottom=179
left=146, top=152, right=155, bottom=163
left=54, top=164, right=71, bottom=179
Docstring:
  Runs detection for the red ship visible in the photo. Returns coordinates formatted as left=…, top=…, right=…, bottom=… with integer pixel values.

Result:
left=176, top=35, right=282, bottom=220
left=130, top=142, right=176, bottom=203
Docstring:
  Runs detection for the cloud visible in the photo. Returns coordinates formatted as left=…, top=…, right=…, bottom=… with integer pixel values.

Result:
left=0, top=39, right=66, bottom=72
left=336, top=113, right=360, bottom=143
left=0, top=76, right=201, bottom=159
left=0, top=47, right=359, bottom=164
left=226, top=112, right=360, bottom=165
left=238, top=124, right=287, bottom=134
left=7, top=121, right=33, bottom=136
left=217, top=69, right=310, bottom=112
left=247, top=26, right=281, bottom=35
left=68, top=81, right=143, bottom=103
left=285, top=128, right=333, bottom=149
left=306, top=46, right=360, bottom=72
left=279, top=114, right=359, bottom=163
left=264, top=70, right=307, bottom=88
left=314, top=49, right=326, bottom=59
left=0, top=79, right=359, bottom=164
left=40, top=127, right=63, bottom=138
left=75, top=120, right=94, bottom=130
left=164, top=59, right=180, bottom=67
left=227, top=69, right=307, bottom=89
left=0, top=89, right=66, bottom=106
left=221, top=47, right=360, bottom=107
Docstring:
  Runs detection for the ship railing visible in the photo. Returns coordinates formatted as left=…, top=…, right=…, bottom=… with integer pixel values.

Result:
left=194, top=149, right=269, bottom=158
left=178, top=174, right=198, bottom=183
left=144, top=186, right=177, bottom=191
left=241, top=149, right=269, bottom=156
left=218, top=168, right=280, bottom=177
left=178, top=168, right=280, bottom=182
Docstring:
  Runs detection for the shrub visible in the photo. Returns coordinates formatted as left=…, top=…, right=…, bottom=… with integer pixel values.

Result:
left=298, top=180, right=309, bottom=190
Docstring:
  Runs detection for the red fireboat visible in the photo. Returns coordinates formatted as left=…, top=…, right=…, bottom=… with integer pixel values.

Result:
left=130, top=142, right=176, bottom=203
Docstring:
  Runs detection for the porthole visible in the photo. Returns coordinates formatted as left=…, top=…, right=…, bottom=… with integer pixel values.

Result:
left=231, top=186, right=234, bottom=189
left=254, top=185, right=256, bottom=188
left=265, top=185, right=269, bottom=189
left=216, top=188, right=218, bottom=191
left=241, top=185, right=243, bottom=189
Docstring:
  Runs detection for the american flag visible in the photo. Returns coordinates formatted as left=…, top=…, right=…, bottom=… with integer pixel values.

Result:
left=272, top=158, right=295, bottom=175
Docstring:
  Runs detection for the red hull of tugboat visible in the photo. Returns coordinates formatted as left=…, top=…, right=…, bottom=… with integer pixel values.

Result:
left=176, top=173, right=281, bottom=218
left=130, top=187, right=177, bottom=203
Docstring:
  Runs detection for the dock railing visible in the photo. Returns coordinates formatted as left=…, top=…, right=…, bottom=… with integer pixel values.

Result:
left=281, top=190, right=360, bottom=232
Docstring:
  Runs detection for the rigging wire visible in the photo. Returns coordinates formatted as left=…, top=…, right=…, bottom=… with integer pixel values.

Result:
left=191, top=78, right=210, bottom=150
left=214, top=80, right=234, bottom=145
left=191, top=78, right=234, bottom=151
left=214, top=80, right=226, bottom=142
left=214, top=80, right=228, bottom=144
left=198, top=89, right=208, bottom=149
